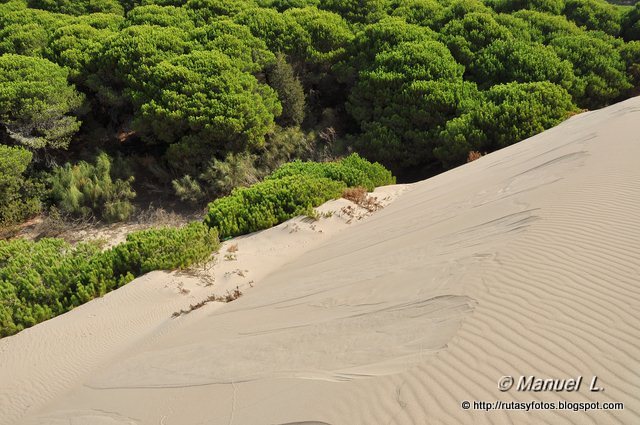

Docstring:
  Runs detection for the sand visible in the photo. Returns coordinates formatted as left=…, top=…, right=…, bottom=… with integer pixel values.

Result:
left=1, top=97, right=640, bottom=424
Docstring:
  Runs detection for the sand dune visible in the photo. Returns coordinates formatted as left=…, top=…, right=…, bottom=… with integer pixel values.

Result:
left=2, top=97, right=640, bottom=424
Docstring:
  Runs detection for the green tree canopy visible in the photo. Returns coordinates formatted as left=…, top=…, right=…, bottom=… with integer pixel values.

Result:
left=471, top=39, right=577, bottom=92
left=563, top=0, right=621, bottom=36
left=46, top=23, right=113, bottom=83
left=185, top=0, right=258, bottom=23
left=435, top=82, right=576, bottom=166
left=189, top=19, right=274, bottom=73
left=340, top=16, right=436, bottom=84
left=0, top=145, right=40, bottom=226
left=0, top=54, right=83, bottom=149
left=441, top=0, right=492, bottom=24
left=234, top=7, right=309, bottom=56
left=390, top=0, right=445, bottom=28
left=347, top=39, right=473, bottom=171
left=27, top=0, right=124, bottom=15
left=266, top=0, right=320, bottom=12
left=512, top=9, right=581, bottom=43
left=551, top=34, right=631, bottom=107
left=318, top=0, right=389, bottom=24
left=489, top=0, right=565, bottom=15
left=441, top=12, right=513, bottom=66
left=283, top=7, right=354, bottom=66
left=622, top=3, right=640, bottom=41
left=267, top=53, right=306, bottom=127
left=134, top=50, right=281, bottom=169
left=0, top=22, right=49, bottom=56
left=89, top=24, right=193, bottom=108
left=124, top=5, right=195, bottom=30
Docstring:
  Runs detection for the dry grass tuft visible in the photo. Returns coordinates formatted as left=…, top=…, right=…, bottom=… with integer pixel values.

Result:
left=342, top=186, right=368, bottom=204
left=467, top=151, right=484, bottom=163
left=342, top=187, right=382, bottom=213
left=226, top=243, right=239, bottom=253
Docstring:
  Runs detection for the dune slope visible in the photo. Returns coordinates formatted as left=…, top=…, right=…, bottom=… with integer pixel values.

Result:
left=3, top=97, right=640, bottom=424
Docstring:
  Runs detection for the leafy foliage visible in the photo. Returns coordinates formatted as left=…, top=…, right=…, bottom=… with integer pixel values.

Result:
left=318, top=0, right=389, bottom=24
left=205, top=175, right=346, bottom=238
left=0, top=145, right=41, bottom=227
left=267, top=153, right=395, bottom=191
left=27, top=0, right=124, bottom=15
left=0, top=222, right=219, bottom=337
left=471, top=40, right=577, bottom=90
left=135, top=49, right=281, bottom=178
left=390, top=0, right=445, bottom=28
left=205, top=154, right=394, bottom=238
left=435, top=81, right=577, bottom=166
left=110, top=222, right=219, bottom=274
left=267, top=53, right=306, bottom=127
left=0, top=54, right=83, bottom=149
left=550, top=34, right=631, bottom=108
left=489, top=0, right=566, bottom=15
left=622, top=3, right=640, bottom=41
left=563, top=0, right=621, bottom=36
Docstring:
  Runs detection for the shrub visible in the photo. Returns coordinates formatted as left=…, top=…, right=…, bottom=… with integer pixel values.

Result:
left=339, top=153, right=397, bottom=188
left=467, top=150, right=484, bottom=162
left=172, top=175, right=204, bottom=204
left=0, top=145, right=42, bottom=228
left=0, top=222, right=219, bottom=337
left=205, top=175, right=346, bottom=238
left=200, top=151, right=260, bottom=197
left=110, top=222, right=220, bottom=274
left=50, top=152, right=136, bottom=223
left=266, top=153, right=395, bottom=191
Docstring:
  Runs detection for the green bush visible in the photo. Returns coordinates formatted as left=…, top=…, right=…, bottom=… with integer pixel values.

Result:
left=0, top=145, right=42, bottom=228
left=205, top=175, right=346, bottom=238
left=110, top=222, right=220, bottom=274
left=0, top=222, right=219, bottom=337
left=267, top=153, right=395, bottom=191
left=50, top=152, right=136, bottom=223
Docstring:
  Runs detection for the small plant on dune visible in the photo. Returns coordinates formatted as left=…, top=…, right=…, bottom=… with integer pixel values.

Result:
left=171, top=286, right=243, bottom=318
left=467, top=151, right=484, bottom=163
left=224, top=286, right=243, bottom=302
left=342, top=187, right=382, bottom=213
left=342, top=186, right=368, bottom=204
left=306, top=209, right=321, bottom=221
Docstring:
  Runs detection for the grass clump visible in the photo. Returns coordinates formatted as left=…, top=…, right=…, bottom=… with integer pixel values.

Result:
left=0, top=222, right=219, bottom=338
left=50, top=152, right=136, bottom=223
left=205, top=175, right=346, bottom=238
